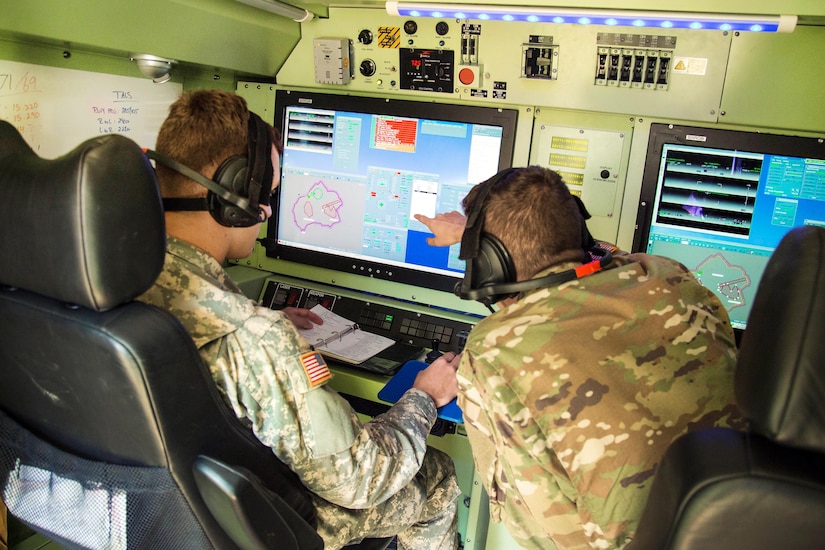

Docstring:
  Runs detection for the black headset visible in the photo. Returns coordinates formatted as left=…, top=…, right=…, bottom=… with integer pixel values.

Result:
left=145, top=111, right=274, bottom=228
left=454, top=167, right=613, bottom=310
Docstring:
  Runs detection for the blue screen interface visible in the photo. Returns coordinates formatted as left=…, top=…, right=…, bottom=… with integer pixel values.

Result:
left=644, top=143, right=825, bottom=329
left=276, top=103, right=507, bottom=279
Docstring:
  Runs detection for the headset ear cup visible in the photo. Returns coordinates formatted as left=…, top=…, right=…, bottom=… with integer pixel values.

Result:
left=463, top=233, right=516, bottom=300
left=214, top=155, right=249, bottom=194
left=210, top=155, right=258, bottom=226
left=455, top=167, right=518, bottom=304
left=206, top=192, right=250, bottom=226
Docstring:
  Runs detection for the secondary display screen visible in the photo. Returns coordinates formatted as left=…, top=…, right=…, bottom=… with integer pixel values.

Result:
left=633, top=123, right=825, bottom=331
left=268, top=90, right=518, bottom=292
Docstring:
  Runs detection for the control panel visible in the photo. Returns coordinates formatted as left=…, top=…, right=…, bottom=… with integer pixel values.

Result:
left=259, top=275, right=474, bottom=435
left=399, top=48, right=454, bottom=92
left=278, top=7, right=732, bottom=123
left=313, top=37, right=353, bottom=85
left=260, top=276, right=475, bottom=355
left=528, top=110, right=634, bottom=242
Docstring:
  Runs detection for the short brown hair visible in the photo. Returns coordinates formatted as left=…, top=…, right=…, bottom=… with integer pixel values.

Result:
left=154, top=89, right=281, bottom=197
left=462, top=166, right=585, bottom=280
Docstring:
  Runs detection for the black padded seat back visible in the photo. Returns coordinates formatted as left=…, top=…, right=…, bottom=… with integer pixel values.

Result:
left=736, top=225, right=825, bottom=452
left=0, top=287, right=194, bottom=465
left=0, top=119, right=172, bottom=463
left=0, top=120, right=165, bottom=312
left=0, top=286, right=319, bottom=548
left=633, top=428, right=825, bottom=550
left=0, top=123, right=320, bottom=549
left=630, top=225, right=825, bottom=550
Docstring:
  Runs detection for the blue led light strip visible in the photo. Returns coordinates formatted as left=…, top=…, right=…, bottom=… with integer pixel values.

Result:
left=385, top=2, right=797, bottom=33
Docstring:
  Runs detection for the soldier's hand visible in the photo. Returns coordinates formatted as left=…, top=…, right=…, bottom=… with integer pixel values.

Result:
left=413, top=352, right=460, bottom=408
left=413, top=211, right=467, bottom=247
left=283, top=307, right=324, bottom=329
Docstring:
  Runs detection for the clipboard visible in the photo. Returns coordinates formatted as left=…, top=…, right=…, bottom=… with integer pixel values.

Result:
left=378, top=360, right=463, bottom=423
left=299, top=305, right=394, bottom=364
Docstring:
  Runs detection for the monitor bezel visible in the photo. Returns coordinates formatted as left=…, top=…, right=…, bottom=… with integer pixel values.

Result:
left=632, top=123, right=825, bottom=254
left=266, top=89, right=519, bottom=292
left=632, top=122, right=825, bottom=338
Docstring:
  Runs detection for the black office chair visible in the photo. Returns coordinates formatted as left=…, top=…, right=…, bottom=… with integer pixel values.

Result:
left=629, top=225, right=825, bottom=549
left=0, top=120, right=328, bottom=549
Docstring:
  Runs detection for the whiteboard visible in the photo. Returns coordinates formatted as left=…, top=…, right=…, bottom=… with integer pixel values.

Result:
left=0, top=59, right=182, bottom=158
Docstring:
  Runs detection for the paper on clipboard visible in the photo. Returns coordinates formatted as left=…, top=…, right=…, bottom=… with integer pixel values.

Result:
left=298, top=305, right=394, bottom=364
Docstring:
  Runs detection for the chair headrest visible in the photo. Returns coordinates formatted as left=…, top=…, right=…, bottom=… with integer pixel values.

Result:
left=0, top=121, right=165, bottom=312
left=736, top=225, right=825, bottom=453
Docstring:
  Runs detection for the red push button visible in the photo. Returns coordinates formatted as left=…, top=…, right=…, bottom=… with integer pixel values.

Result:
left=459, top=67, right=475, bottom=85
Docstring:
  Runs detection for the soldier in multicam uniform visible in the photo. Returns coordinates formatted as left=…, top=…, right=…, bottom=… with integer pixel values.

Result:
left=416, top=165, right=743, bottom=549
left=138, top=90, right=462, bottom=549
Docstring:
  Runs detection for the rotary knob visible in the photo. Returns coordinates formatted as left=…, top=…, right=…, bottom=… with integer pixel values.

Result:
left=360, top=59, right=377, bottom=77
left=358, top=29, right=373, bottom=45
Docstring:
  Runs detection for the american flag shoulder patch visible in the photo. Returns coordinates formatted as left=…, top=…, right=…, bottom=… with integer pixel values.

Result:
left=299, top=351, right=332, bottom=388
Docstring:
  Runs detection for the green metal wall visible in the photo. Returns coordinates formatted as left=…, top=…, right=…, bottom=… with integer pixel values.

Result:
left=0, top=0, right=302, bottom=89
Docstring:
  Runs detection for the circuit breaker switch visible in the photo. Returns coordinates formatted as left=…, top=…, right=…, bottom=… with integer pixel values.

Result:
left=461, top=23, right=482, bottom=64
left=522, top=35, right=559, bottom=80
left=593, top=33, right=676, bottom=92
left=656, top=53, right=672, bottom=89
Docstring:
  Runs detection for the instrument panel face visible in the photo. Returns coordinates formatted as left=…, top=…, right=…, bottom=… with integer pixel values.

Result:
left=399, top=48, right=454, bottom=93
left=278, top=8, right=734, bottom=123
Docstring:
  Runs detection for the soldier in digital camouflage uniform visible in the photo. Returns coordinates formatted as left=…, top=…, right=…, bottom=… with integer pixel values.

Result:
left=419, top=165, right=743, bottom=549
left=138, top=89, right=462, bottom=549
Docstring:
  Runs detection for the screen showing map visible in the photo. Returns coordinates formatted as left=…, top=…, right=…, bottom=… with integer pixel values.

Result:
left=633, top=124, right=825, bottom=330
left=268, top=90, right=518, bottom=291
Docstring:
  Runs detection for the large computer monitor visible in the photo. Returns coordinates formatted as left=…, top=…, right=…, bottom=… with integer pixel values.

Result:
left=632, top=123, right=825, bottom=331
left=267, top=90, right=518, bottom=292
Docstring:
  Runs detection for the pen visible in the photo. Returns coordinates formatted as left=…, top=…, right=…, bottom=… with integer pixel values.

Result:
left=312, top=323, right=359, bottom=350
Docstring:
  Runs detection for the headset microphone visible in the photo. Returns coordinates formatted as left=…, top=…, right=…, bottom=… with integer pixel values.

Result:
left=454, top=247, right=613, bottom=311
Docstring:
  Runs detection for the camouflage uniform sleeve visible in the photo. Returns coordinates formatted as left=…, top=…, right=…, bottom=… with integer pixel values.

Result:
left=458, top=352, right=581, bottom=550
left=204, top=308, right=438, bottom=509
